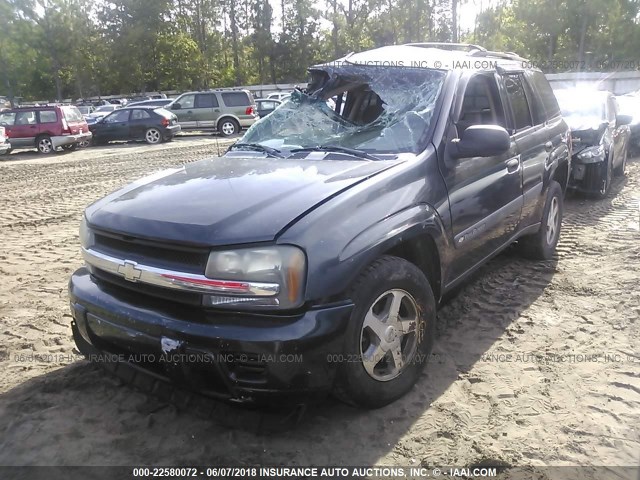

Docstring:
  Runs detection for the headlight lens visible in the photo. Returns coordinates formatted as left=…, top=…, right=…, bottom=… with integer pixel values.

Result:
left=577, top=145, right=605, bottom=161
left=203, top=246, right=306, bottom=310
left=79, top=216, right=94, bottom=249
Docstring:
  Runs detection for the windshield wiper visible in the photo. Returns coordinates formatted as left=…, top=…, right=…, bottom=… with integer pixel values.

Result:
left=229, top=142, right=284, bottom=158
left=290, top=145, right=381, bottom=160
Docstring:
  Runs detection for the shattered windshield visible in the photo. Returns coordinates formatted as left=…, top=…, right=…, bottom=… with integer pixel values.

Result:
left=240, top=65, right=446, bottom=155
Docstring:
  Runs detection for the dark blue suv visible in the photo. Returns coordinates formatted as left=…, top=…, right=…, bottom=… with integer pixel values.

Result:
left=69, top=43, right=570, bottom=408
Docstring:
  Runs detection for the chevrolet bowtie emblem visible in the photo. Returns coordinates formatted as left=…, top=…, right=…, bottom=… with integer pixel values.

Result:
left=117, top=260, right=142, bottom=282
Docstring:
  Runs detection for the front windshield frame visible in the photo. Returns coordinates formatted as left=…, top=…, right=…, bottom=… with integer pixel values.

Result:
left=238, top=64, right=448, bottom=156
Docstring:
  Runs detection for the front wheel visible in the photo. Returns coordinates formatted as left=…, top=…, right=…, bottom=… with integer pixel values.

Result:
left=333, top=255, right=436, bottom=408
left=518, top=180, right=563, bottom=260
left=145, top=128, right=162, bottom=144
left=36, top=135, right=55, bottom=154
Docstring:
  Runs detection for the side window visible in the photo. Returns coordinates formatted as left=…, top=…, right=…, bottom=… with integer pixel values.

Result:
left=221, top=92, right=250, bottom=107
left=0, top=112, right=17, bottom=126
left=522, top=79, right=545, bottom=126
left=15, top=111, right=37, bottom=125
left=529, top=71, right=560, bottom=119
left=195, top=94, right=219, bottom=108
left=457, top=74, right=507, bottom=137
left=38, top=110, right=58, bottom=123
left=178, top=94, right=195, bottom=109
left=131, top=109, right=151, bottom=120
left=503, top=74, right=533, bottom=132
left=104, top=110, right=130, bottom=123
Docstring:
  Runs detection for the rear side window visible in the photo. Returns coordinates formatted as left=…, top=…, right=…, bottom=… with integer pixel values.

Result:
left=131, top=109, right=152, bottom=120
left=39, top=110, right=58, bottom=123
left=195, top=94, right=219, bottom=108
left=221, top=92, right=250, bottom=107
left=503, top=74, right=533, bottom=132
left=529, top=71, right=561, bottom=119
left=62, top=106, right=84, bottom=123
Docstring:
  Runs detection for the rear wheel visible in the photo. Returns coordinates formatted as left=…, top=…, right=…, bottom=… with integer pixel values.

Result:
left=145, top=128, right=162, bottom=144
left=36, top=135, right=54, bottom=154
left=333, top=255, right=436, bottom=408
left=518, top=180, right=563, bottom=260
left=218, top=118, right=239, bottom=137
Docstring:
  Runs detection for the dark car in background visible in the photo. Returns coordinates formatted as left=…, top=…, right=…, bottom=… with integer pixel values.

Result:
left=256, top=98, right=281, bottom=117
left=89, top=106, right=180, bottom=145
left=127, top=99, right=173, bottom=108
left=615, top=93, right=640, bottom=155
left=554, top=89, right=631, bottom=198
left=70, top=43, right=571, bottom=409
left=0, top=105, right=91, bottom=154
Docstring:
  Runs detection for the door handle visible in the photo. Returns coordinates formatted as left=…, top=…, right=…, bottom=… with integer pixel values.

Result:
left=545, top=141, right=553, bottom=152
left=506, top=158, right=520, bottom=173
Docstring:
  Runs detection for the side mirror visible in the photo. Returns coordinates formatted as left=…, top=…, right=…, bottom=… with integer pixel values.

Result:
left=172, top=103, right=181, bottom=110
left=450, top=125, right=511, bottom=159
left=616, top=114, right=633, bottom=126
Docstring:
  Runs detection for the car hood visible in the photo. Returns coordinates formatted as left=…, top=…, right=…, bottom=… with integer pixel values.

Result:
left=86, top=155, right=401, bottom=246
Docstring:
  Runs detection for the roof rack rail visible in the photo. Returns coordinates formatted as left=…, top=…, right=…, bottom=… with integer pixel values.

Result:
left=404, top=42, right=487, bottom=53
left=470, top=50, right=527, bottom=61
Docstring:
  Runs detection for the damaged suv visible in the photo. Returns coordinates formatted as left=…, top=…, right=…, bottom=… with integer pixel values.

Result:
left=69, top=43, right=570, bottom=408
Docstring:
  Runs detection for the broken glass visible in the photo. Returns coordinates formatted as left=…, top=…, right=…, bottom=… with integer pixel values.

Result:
left=240, top=63, right=446, bottom=156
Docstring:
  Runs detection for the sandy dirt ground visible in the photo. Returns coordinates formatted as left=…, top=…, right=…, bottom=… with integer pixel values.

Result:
left=0, top=136, right=638, bottom=474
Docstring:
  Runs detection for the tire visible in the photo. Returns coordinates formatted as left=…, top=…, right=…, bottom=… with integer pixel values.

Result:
left=36, top=135, right=55, bottom=154
left=518, top=180, right=563, bottom=260
left=218, top=118, right=239, bottom=137
left=145, top=128, right=162, bottom=144
left=615, top=147, right=628, bottom=177
left=0, top=148, right=11, bottom=158
left=78, top=139, right=91, bottom=148
left=333, top=255, right=436, bottom=409
left=594, top=150, right=614, bottom=199
left=62, top=143, right=78, bottom=151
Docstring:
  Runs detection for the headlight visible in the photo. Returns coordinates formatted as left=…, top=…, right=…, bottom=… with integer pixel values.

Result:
left=79, top=215, right=94, bottom=249
left=577, top=145, right=605, bottom=162
left=203, top=246, right=306, bottom=310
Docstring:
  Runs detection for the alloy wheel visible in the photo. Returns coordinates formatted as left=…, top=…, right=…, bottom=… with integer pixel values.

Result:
left=146, top=129, right=161, bottom=144
left=359, top=289, right=419, bottom=382
left=38, top=137, right=53, bottom=154
left=221, top=121, right=236, bottom=136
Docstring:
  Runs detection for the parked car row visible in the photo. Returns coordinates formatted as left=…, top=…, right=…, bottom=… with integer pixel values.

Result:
left=90, top=106, right=180, bottom=145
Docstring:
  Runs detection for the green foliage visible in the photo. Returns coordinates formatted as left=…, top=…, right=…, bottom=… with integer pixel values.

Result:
left=2, top=0, right=640, bottom=100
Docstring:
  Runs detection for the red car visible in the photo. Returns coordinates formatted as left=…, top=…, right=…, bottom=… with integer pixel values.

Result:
left=0, top=105, right=92, bottom=154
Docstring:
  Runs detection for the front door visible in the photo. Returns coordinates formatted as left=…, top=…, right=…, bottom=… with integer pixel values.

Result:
left=441, top=73, right=523, bottom=283
left=171, top=94, right=197, bottom=129
left=194, top=93, right=219, bottom=128
left=100, top=110, right=131, bottom=141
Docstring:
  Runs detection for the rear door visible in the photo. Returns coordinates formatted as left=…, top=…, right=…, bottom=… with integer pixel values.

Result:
left=129, top=109, right=154, bottom=139
left=7, top=110, right=39, bottom=147
left=194, top=93, right=219, bottom=128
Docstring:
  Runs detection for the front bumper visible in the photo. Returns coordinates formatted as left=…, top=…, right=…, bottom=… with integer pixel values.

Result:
left=568, top=152, right=607, bottom=194
left=52, top=132, right=93, bottom=148
left=69, top=268, right=352, bottom=402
